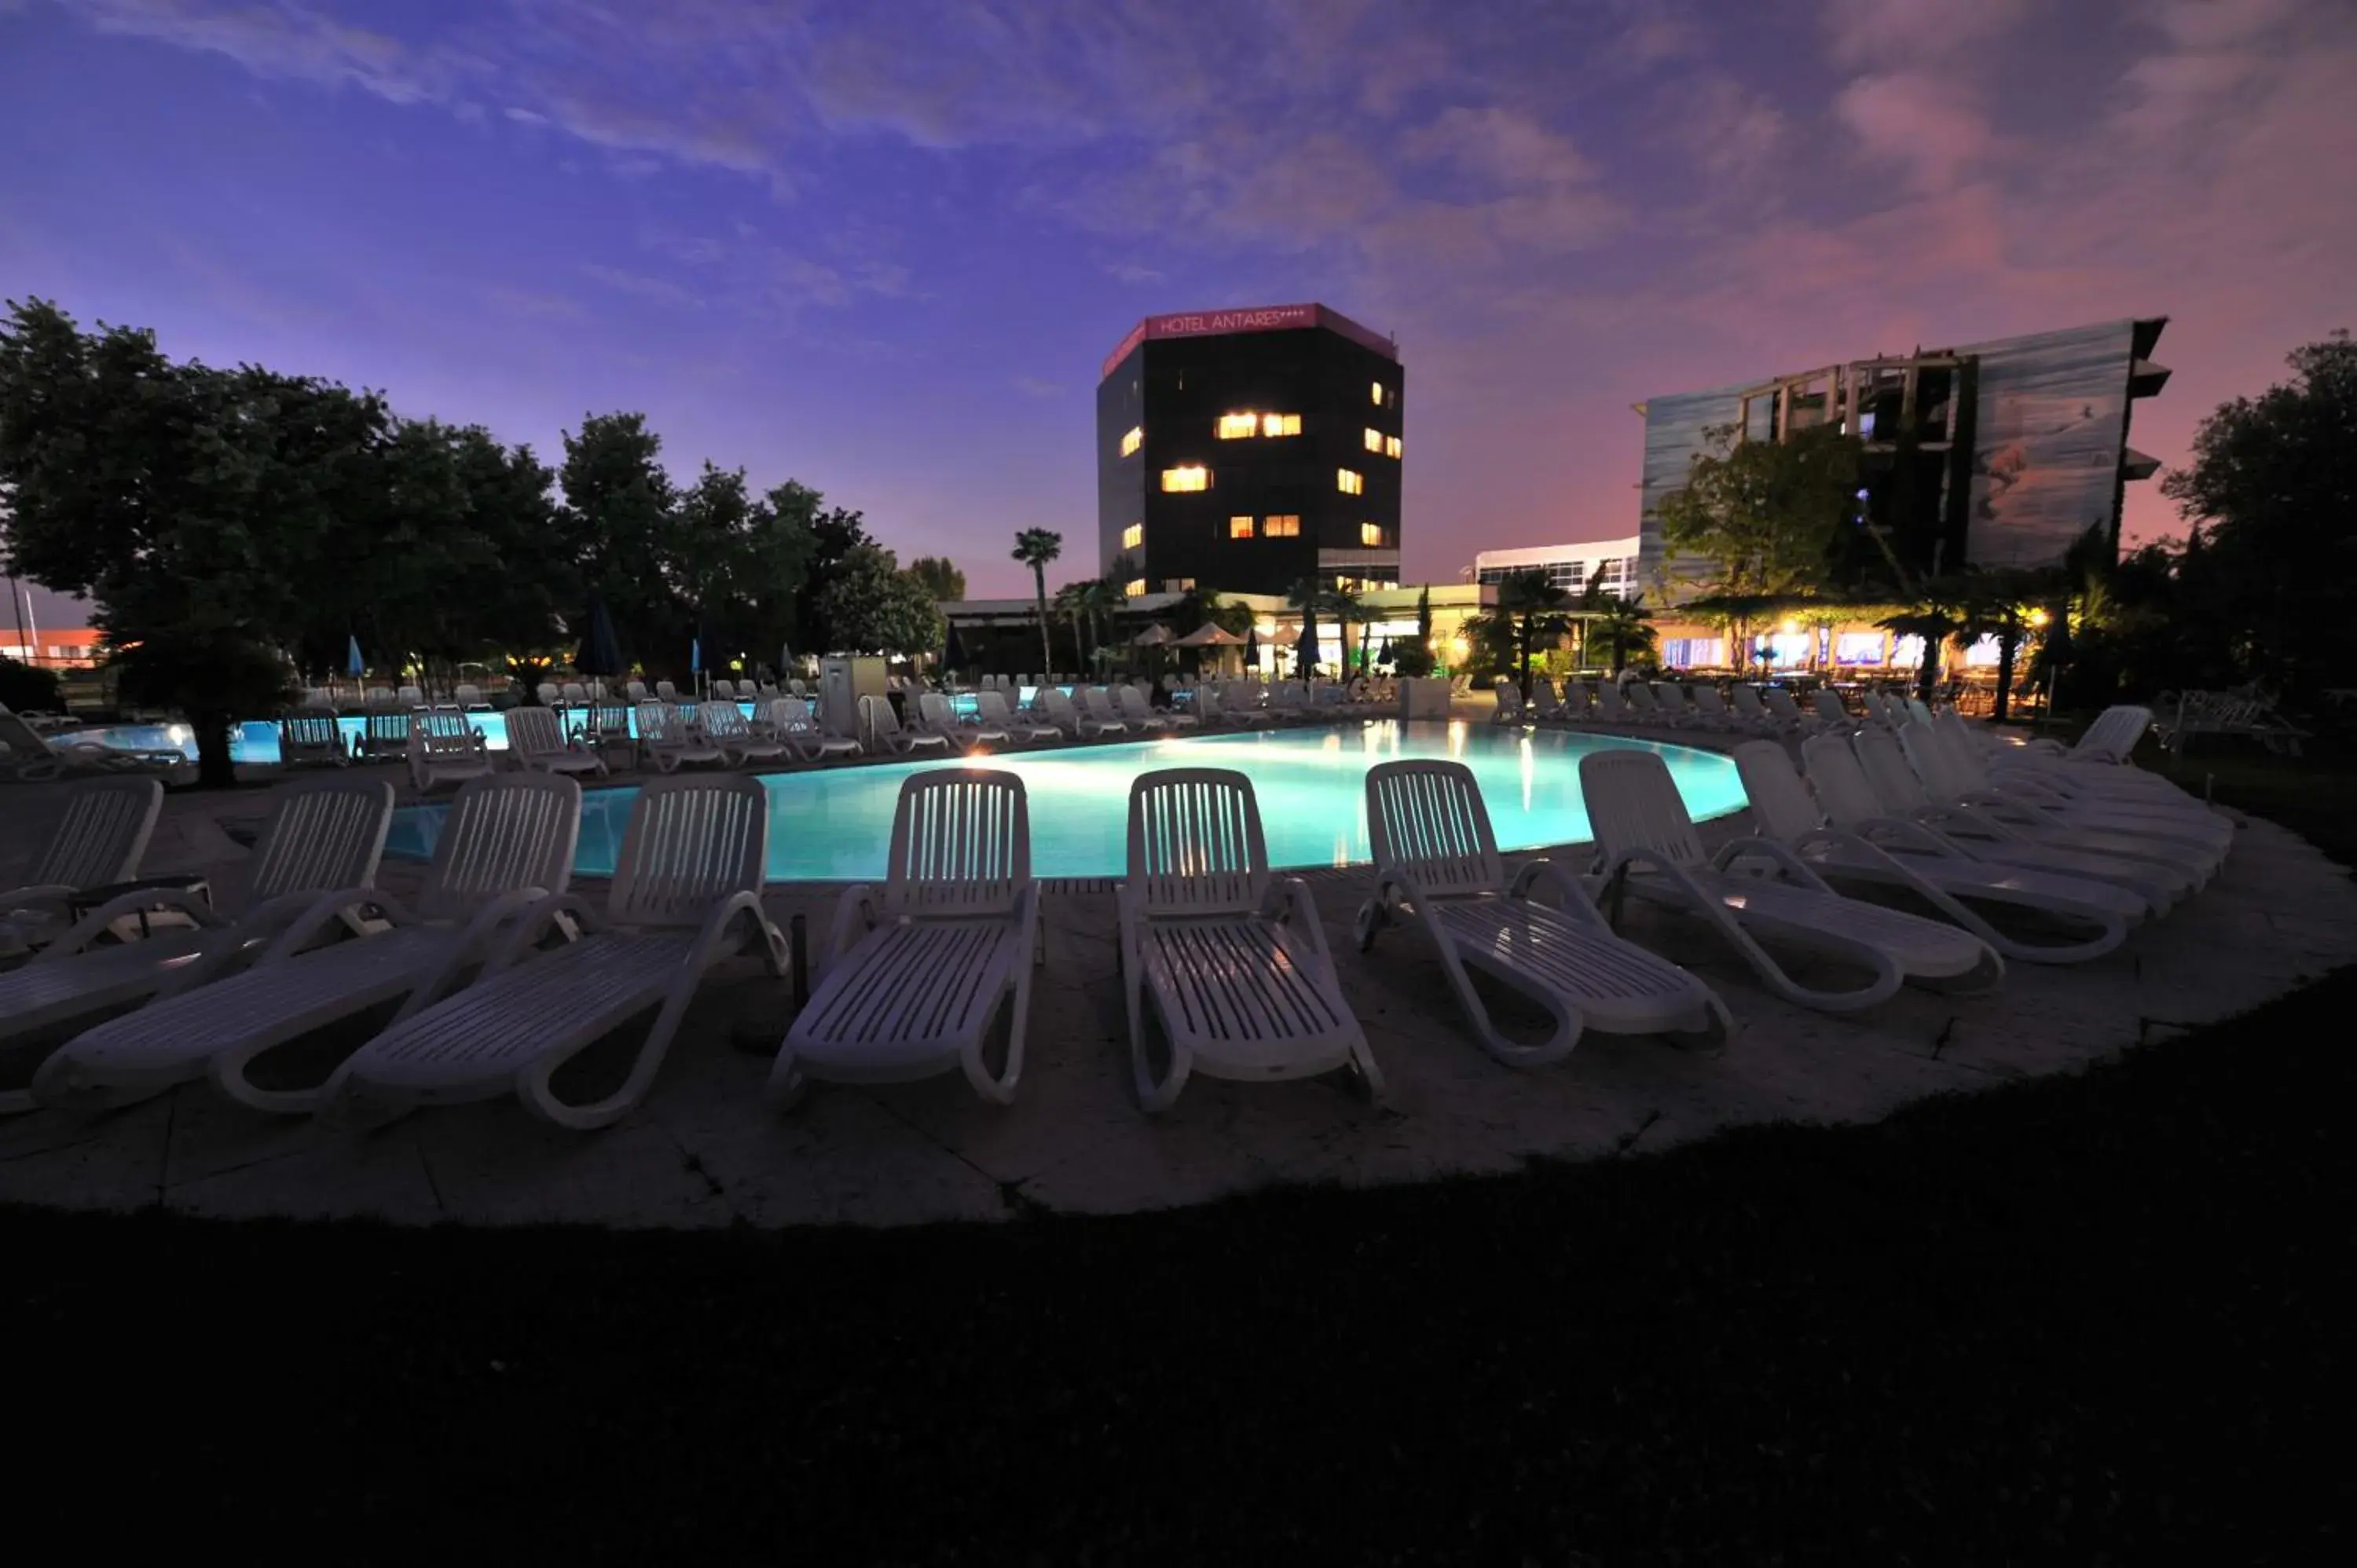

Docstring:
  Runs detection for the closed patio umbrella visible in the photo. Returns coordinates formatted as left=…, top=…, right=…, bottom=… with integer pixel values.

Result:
left=575, top=594, right=625, bottom=679
left=1296, top=597, right=1320, bottom=680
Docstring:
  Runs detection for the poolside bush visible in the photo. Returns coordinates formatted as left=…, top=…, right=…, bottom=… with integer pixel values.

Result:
left=0, top=653, right=63, bottom=713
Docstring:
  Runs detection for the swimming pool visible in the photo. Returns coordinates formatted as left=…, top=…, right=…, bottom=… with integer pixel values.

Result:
left=383, top=722, right=1747, bottom=882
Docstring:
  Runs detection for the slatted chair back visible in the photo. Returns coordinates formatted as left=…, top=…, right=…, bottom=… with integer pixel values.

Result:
left=588, top=700, right=634, bottom=746
left=1730, top=684, right=1770, bottom=724
left=1114, top=686, right=1164, bottom=726
left=1624, top=681, right=1664, bottom=720
left=24, top=776, right=163, bottom=890
left=776, top=695, right=824, bottom=733
left=1527, top=680, right=1562, bottom=720
left=398, top=685, right=425, bottom=707
left=749, top=697, right=788, bottom=737
left=1560, top=680, right=1595, bottom=719
left=882, top=771, right=1030, bottom=920
left=1576, top=749, right=1706, bottom=869
left=1848, top=727, right=1937, bottom=814
left=1364, top=760, right=1505, bottom=899
left=1081, top=686, right=1127, bottom=725
left=1730, top=742, right=1824, bottom=839
left=1036, top=687, right=1082, bottom=730
left=1898, top=721, right=1975, bottom=800
left=412, top=709, right=482, bottom=757
left=278, top=711, right=347, bottom=768
left=1810, top=690, right=1851, bottom=727
left=1690, top=686, right=1733, bottom=724
left=454, top=683, right=485, bottom=709
left=1127, top=768, right=1270, bottom=918
left=236, top=775, right=396, bottom=911
left=360, top=709, right=412, bottom=757
left=1594, top=680, right=1629, bottom=721
left=709, top=679, right=734, bottom=701
left=1801, top=733, right=1897, bottom=826
left=698, top=701, right=755, bottom=744
left=654, top=680, right=679, bottom=703
left=537, top=683, right=562, bottom=707
left=365, top=687, right=397, bottom=711
left=1904, top=698, right=1935, bottom=725
left=789, top=679, right=809, bottom=698
left=916, top=691, right=967, bottom=738
left=1653, top=683, right=1692, bottom=721
left=607, top=774, right=769, bottom=928
left=1491, top=679, right=1524, bottom=720
left=977, top=690, right=1036, bottom=732
left=560, top=683, right=588, bottom=705
left=861, top=694, right=912, bottom=745
left=417, top=774, right=581, bottom=921
left=2072, top=705, right=2151, bottom=764
left=625, top=680, right=650, bottom=702
left=1761, top=687, right=1806, bottom=727
left=635, top=701, right=684, bottom=747
left=504, top=704, right=570, bottom=761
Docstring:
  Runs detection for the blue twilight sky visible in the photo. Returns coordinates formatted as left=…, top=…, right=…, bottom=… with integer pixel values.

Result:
left=3, top=0, right=2353, bottom=617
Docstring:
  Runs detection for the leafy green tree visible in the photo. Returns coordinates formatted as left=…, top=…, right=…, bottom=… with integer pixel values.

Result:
left=2160, top=330, right=2357, bottom=700
left=819, top=544, right=941, bottom=656
left=0, top=300, right=334, bottom=783
left=905, top=556, right=966, bottom=603
left=1658, top=422, right=1863, bottom=655
left=0, top=653, right=63, bottom=712
left=561, top=412, right=678, bottom=670
left=1011, top=528, right=1061, bottom=677
left=1052, top=581, right=1092, bottom=669
left=1391, top=585, right=1436, bottom=678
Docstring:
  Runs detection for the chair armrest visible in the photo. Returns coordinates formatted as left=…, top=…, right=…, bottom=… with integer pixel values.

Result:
left=827, top=884, right=880, bottom=966
left=1709, top=834, right=1837, bottom=895
left=256, top=886, right=419, bottom=963
left=482, top=891, right=607, bottom=972
left=1507, top=858, right=1611, bottom=932
left=35, top=885, right=229, bottom=961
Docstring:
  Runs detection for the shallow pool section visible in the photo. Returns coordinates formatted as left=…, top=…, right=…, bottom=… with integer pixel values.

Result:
left=384, top=721, right=1746, bottom=883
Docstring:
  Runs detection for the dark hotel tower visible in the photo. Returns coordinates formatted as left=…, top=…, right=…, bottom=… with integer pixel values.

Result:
left=1096, top=304, right=1403, bottom=599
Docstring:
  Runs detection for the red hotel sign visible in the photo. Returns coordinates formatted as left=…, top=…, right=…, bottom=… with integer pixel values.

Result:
left=1100, top=303, right=1395, bottom=379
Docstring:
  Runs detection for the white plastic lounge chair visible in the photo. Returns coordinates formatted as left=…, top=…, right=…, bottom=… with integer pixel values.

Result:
left=408, top=710, right=492, bottom=793
left=1558, top=680, right=1596, bottom=724
left=1593, top=680, right=1633, bottom=724
left=1732, top=742, right=2137, bottom=964
left=366, top=687, right=399, bottom=711
left=863, top=694, right=951, bottom=756
left=1358, top=760, right=1732, bottom=1064
left=625, top=680, right=650, bottom=702
left=1729, top=684, right=1780, bottom=731
left=397, top=685, right=425, bottom=708
left=1120, top=768, right=1381, bottom=1111
left=1085, top=685, right=1155, bottom=734
left=1761, top=687, right=1824, bottom=734
left=1578, top=749, right=2003, bottom=1010
left=1118, top=683, right=1197, bottom=731
left=31, top=775, right=581, bottom=1114
left=976, top=688, right=1060, bottom=744
left=1527, top=680, right=1567, bottom=725
left=454, top=683, right=489, bottom=711
left=654, top=680, right=680, bottom=702
left=1687, top=686, right=1753, bottom=732
left=1841, top=729, right=2194, bottom=909
left=536, top=683, right=563, bottom=708
left=1940, top=709, right=2197, bottom=808
left=918, top=691, right=1010, bottom=750
left=320, top=773, right=786, bottom=1130
left=1039, top=685, right=1123, bottom=738
left=636, top=700, right=728, bottom=772
left=1490, top=680, right=1527, bottom=726
left=1809, top=690, right=1855, bottom=731
left=762, top=697, right=861, bottom=761
left=0, top=777, right=164, bottom=958
left=699, top=701, right=790, bottom=765
left=709, top=679, right=735, bottom=701
left=1651, top=683, right=1706, bottom=727
left=772, top=771, right=1041, bottom=1108
left=505, top=704, right=608, bottom=778
left=1904, top=720, right=2231, bottom=861
left=278, top=711, right=350, bottom=769
left=0, top=775, right=394, bottom=1111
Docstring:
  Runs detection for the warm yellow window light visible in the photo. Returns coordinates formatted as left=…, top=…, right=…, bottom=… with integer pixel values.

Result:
left=1262, top=412, right=1300, bottom=437
left=1124, top=578, right=1147, bottom=599
left=1229, top=515, right=1255, bottom=539
left=1119, top=426, right=1142, bottom=456
left=1385, top=434, right=1402, bottom=459
left=1359, top=522, right=1384, bottom=547
left=1336, top=468, right=1363, bottom=495
left=1121, top=522, right=1143, bottom=549
left=1370, top=380, right=1384, bottom=405
left=1364, top=427, right=1383, bottom=452
left=1264, top=514, right=1300, bottom=537
left=2028, top=607, right=2051, bottom=628
left=1161, top=465, right=1209, bottom=493
left=1216, top=412, right=1259, bottom=439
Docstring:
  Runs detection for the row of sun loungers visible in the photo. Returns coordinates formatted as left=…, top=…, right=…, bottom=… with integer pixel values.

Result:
left=0, top=702, right=2230, bottom=1130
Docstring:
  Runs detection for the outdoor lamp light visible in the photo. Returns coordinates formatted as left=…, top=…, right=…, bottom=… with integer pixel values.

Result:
left=2028, top=608, right=2051, bottom=628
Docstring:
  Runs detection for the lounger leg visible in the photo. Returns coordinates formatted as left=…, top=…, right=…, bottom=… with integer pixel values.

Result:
left=1127, top=960, right=1189, bottom=1113
left=961, top=962, right=1028, bottom=1106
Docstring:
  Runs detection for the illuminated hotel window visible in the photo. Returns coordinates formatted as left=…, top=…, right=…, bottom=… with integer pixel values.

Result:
left=1217, top=412, right=1259, bottom=440
left=1385, top=435, right=1402, bottom=459
left=1161, top=465, right=1209, bottom=493
left=1121, top=522, right=1143, bottom=549
left=1261, top=412, right=1300, bottom=437
left=1119, top=427, right=1142, bottom=457
left=1370, top=380, right=1384, bottom=405
left=1263, top=514, right=1300, bottom=537
left=1336, top=468, right=1363, bottom=495
left=1360, top=522, right=1386, bottom=547
left=1229, top=515, right=1255, bottom=539
left=1364, top=427, right=1383, bottom=453
left=1124, top=578, right=1148, bottom=599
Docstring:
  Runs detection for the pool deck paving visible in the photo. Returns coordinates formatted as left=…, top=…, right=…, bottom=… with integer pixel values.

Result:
left=5, top=716, right=2353, bottom=1229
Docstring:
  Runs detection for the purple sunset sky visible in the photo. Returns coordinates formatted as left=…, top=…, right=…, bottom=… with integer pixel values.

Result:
left=3, top=0, right=2353, bottom=616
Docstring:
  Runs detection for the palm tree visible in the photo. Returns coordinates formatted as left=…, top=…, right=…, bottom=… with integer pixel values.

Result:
left=1326, top=584, right=1364, bottom=677
left=1052, top=581, right=1091, bottom=671
left=1586, top=593, right=1657, bottom=675
left=1010, top=528, right=1061, bottom=676
left=1497, top=569, right=1574, bottom=696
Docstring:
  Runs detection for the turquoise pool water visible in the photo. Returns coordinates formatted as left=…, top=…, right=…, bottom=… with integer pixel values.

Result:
left=383, top=722, right=1747, bottom=882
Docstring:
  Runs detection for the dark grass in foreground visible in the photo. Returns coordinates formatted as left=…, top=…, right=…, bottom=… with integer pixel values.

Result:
left=3, top=741, right=2350, bottom=1562
left=6, top=965, right=2351, bottom=1563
